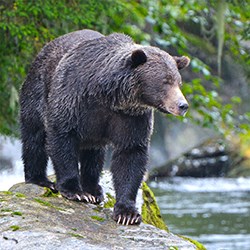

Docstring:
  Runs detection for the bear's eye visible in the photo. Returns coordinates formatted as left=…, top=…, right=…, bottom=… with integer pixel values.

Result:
left=163, top=75, right=173, bottom=85
left=162, top=79, right=168, bottom=84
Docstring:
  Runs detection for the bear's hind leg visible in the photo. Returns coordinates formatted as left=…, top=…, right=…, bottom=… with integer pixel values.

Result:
left=21, top=121, right=55, bottom=191
left=46, top=131, right=84, bottom=201
left=79, top=148, right=105, bottom=204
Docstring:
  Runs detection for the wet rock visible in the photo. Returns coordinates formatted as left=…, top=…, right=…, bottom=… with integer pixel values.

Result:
left=0, top=171, right=202, bottom=250
left=150, top=138, right=239, bottom=178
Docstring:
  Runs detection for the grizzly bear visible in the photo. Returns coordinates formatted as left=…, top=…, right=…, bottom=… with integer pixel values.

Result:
left=20, top=29, right=190, bottom=225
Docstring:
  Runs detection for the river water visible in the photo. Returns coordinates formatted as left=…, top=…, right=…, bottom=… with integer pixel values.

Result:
left=150, top=177, right=250, bottom=250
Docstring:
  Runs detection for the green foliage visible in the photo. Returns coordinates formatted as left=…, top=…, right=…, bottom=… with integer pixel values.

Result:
left=0, top=0, right=249, bottom=150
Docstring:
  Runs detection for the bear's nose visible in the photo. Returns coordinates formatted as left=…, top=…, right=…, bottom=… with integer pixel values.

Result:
left=178, top=101, right=189, bottom=115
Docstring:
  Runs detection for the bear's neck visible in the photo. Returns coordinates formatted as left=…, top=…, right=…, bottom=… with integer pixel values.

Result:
left=88, top=66, right=149, bottom=115
left=111, top=104, right=151, bottom=116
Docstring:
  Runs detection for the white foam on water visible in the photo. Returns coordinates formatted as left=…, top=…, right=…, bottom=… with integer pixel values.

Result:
left=0, top=136, right=54, bottom=191
left=196, top=233, right=250, bottom=250
left=150, top=177, right=250, bottom=192
left=0, top=160, right=24, bottom=190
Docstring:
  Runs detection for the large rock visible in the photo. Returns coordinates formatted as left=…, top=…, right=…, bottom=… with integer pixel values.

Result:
left=0, top=172, right=204, bottom=249
left=150, top=138, right=249, bottom=178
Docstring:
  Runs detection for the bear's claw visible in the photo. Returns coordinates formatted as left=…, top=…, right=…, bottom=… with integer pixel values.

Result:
left=81, top=184, right=103, bottom=204
left=113, top=201, right=141, bottom=225
left=60, top=191, right=101, bottom=204
left=81, top=193, right=101, bottom=204
left=75, top=194, right=81, bottom=201
left=116, top=213, right=141, bottom=225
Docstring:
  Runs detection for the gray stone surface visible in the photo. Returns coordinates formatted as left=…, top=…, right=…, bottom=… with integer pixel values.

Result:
left=0, top=177, right=198, bottom=250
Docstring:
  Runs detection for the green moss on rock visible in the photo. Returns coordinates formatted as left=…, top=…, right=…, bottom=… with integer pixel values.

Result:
left=141, top=182, right=168, bottom=231
left=12, top=211, right=23, bottom=216
left=180, top=235, right=206, bottom=250
left=1, top=208, right=12, bottom=213
left=42, top=187, right=60, bottom=198
left=10, top=225, right=20, bottom=231
left=91, top=215, right=105, bottom=222
left=169, top=247, right=179, bottom=250
left=103, top=192, right=116, bottom=208
left=33, top=198, right=65, bottom=211
left=15, top=192, right=26, bottom=198
left=2, top=191, right=13, bottom=195
left=68, top=233, right=86, bottom=238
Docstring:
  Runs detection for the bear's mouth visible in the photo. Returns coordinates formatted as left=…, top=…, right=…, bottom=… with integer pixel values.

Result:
left=157, top=107, right=171, bottom=115
left=157, top=106, right=188, bottom=117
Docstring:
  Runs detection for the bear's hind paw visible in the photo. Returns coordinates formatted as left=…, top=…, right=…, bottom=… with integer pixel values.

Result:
left=81, top=184, right=104, bottom=204
left=81, top=193, right=96, bottom=203
left=60, top=191, right=102, bottom=204
left=80, top=192, right=103, bottom=204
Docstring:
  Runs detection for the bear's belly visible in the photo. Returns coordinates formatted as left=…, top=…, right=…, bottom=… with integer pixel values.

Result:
left=78, top=115, right=111, bottom=149
left=80, top=137, right=110, bottom=149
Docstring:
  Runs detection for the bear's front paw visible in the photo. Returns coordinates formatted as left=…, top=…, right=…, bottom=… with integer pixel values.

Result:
left=113, top=201, right=142, bottom=225
left=60, top=191, right=101, bottom=204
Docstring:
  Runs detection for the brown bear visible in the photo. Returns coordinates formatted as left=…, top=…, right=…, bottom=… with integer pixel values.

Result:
left=20, top=29, right=190, bottom=225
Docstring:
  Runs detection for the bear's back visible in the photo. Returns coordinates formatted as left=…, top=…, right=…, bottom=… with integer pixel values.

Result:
left=20, top=30, right=104, bottom=118
left=33, top=29, right=104, bottom=86
left=23, top=30, right=104, bottom=88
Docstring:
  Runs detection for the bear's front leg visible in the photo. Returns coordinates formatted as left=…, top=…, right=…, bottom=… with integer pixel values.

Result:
left=111, top=145, right=148, bottom=225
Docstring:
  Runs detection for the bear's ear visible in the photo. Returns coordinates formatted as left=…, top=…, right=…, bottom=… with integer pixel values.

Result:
left=173, top=56, right=190, bottom=70
left=131, top=49, right=147, bottom=68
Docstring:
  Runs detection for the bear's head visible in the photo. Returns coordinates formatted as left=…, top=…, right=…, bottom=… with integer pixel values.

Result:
left=129, top=47, right=190, bottom=116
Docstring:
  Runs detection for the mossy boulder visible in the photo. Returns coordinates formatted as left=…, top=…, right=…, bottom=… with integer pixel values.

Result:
left=0, top=171, right=205, bottom=249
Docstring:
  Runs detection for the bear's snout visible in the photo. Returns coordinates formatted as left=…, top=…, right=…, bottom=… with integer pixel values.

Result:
left=159, top=86, right=189, bottom=117
left=178, top=101, right=189, bottom=116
